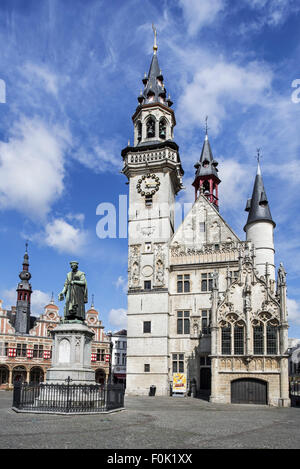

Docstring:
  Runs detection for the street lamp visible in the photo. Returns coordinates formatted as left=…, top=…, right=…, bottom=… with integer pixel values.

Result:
left=107, top=331, right=113, bottom=384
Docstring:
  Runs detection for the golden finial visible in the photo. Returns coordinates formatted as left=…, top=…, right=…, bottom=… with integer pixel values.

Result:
left=152, top=23, right=158, bottom=54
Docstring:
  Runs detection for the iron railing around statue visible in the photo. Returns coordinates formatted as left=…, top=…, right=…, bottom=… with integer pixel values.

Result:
left=289, top=377, right=300, bottom=406
left=12, top=380, right=125, bottom=414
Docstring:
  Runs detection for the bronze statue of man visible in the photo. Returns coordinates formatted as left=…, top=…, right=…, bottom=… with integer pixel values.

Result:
left=58, top=261, right=88, bottom=321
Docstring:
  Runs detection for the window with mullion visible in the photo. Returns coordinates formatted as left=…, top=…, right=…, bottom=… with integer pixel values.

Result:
left=177, top=311, right=190, bottom=334
left=201, top=273, right=213, bottom=292
left=172, top=353, right=184, bottom=373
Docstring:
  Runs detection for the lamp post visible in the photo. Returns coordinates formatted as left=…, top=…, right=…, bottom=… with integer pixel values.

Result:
left=107, top=331, right=113, bottom=384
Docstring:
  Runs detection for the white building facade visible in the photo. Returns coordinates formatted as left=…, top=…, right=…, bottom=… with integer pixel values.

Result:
left=122, top=38, right=290, bottom=407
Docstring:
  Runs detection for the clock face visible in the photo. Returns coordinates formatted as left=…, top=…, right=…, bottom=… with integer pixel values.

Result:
left=136, top=173, right=160, bottom=197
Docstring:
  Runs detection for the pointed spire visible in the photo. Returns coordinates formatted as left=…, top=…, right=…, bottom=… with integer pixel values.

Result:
left=194, top=126, right=219, bottom=179
left=244, top=157, right=275, bottom=230
left=91, top=294, right=95, bottom=309
left=137, top=25, right=171, bottom=108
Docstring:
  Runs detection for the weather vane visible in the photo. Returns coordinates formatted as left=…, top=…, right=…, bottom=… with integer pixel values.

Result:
left=152, top=23, right=157, bottom=53
left=25, top=240, right=29, bottom=252
left=256, top=148, right=262, bottom=163
left=205, top=116, right=209, bottom=135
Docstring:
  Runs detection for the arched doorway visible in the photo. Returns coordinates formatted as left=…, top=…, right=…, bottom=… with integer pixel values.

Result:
left=30, top=367, right=44, bottom=384
left=95, top=369, right=106, bottom=385
left=200, top=367, right=211, bottom=390
left=0, top=366, right=9, bottom=386
left=12, top=366, right=27, bottom=384
left=231, top=378, right=267, bottom=405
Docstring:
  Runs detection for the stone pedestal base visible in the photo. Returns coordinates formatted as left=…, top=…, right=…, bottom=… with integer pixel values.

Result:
left=46, top=322, right=95, bottom=385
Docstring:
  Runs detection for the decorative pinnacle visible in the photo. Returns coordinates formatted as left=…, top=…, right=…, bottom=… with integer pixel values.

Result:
left=152, top=23, right=158, bottom=53
left=25, top=241, right=28, bottom=253
left=91, top=294, right=94, bottom=308
left=50, top=292, right=54, bottom=304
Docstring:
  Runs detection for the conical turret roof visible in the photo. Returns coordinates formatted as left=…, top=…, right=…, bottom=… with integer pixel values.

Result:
left=244, top=162, right=275, bottom=230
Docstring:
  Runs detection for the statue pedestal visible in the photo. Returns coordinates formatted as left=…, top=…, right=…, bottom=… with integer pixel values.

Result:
left=46, top=322, right=95, bottom=384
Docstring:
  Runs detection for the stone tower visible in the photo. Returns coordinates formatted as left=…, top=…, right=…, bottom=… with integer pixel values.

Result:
left=244, top=161, right=275, bottom=282
left=122, top=32, right=183, bottom=395
left=15, top=244, right=32, bottom=334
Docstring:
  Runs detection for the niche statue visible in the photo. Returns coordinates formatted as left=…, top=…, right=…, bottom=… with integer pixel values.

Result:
left=58, top=261, right=88, bottom=322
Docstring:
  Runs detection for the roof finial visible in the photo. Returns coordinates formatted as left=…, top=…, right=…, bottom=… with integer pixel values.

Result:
left=50, top=292, right=54, bottom=304
left=205, top=116, right=209, bottom=140
left=25, top=240, right=29, bottom=253
left=91, top=294, right=95, bottom=308
left=152, top=23, right=158, bottom=54
left=255, top=148, right=262, bottom=175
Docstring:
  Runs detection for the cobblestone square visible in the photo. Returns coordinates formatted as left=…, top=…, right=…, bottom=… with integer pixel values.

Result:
left=1, top=391, right=300, bottom=449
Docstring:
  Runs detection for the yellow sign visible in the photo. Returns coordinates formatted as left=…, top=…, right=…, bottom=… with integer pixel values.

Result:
left=172, top=373, right=187, bottom=393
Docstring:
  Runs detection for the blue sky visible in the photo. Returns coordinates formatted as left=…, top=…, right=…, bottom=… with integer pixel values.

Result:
left=0, top=0, right=300, bottom=336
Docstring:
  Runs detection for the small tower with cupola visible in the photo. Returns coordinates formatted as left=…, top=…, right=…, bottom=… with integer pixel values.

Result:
left=15, top=243, right=32, bottom=334
left=192, top=124, right=221, bottom=210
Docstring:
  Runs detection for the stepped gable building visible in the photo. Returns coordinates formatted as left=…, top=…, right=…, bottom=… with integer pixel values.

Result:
left=0, top=249, right=111, bottom=389
left=121, top=34, right=290, bottom=406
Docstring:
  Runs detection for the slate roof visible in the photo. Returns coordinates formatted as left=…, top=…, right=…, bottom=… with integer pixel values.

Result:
left=244, top=162, right=275, bottom=230
left=194, top=134, right=220, bottom=180
left=137, top=52, right=172, bottom=108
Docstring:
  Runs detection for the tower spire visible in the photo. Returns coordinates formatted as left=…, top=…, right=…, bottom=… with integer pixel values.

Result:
left=192, top=126, right=220, bottom=209
left=15, top=246, right=32, bottom=334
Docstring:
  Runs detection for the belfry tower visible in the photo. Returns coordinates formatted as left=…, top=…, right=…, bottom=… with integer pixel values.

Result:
left=15, top=244, right=32, bottom=334
left=122, top=27, right=184, bottom=396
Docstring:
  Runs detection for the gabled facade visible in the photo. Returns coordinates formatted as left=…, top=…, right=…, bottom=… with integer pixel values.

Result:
left=123, top=35, right=290, bottom=406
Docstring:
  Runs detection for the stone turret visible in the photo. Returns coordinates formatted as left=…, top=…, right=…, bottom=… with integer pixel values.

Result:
left=244, top=161, right=275, bottom=281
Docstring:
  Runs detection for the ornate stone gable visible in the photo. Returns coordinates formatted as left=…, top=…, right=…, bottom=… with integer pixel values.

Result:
left=217, top=251, right=281, bottom=327
left=170, top=194, right=240, bottom=248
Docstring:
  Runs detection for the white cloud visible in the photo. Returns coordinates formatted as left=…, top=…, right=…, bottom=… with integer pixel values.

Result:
left=108, top=308, right=127, bottom=330
left=177, top=60, right=273, bottom=134
left=287, top=298, right=300, bottom=326
left=179, top=0, right=225, bottom=36
left=114, top=276, right=128, bottom=294
left=42, top=217, right=88, bottom=254
left=0, top=116, right=71, bottom=219
left=22, top=63, right=59, bottom=96
left=73, top=138, right=121, bottom=173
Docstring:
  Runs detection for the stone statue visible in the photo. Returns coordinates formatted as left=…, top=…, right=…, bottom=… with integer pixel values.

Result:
left=58, top=261, right=88, bottom=322
left=278, top=262, right=286, bottom=286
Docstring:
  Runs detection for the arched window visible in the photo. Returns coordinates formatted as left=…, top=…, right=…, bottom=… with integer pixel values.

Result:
left=159, top=119, right=167, bottom=139
left=221, top=325, right=231, bottom=355
left=146, top=117, right=155, bottom=138
left=137, top=121, right=142, bottom=143
left=253, top=323, right=264, bottom=355
left=267, top=323, right=278, bottom=354
left=234, top=324, right=244, bottom=355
